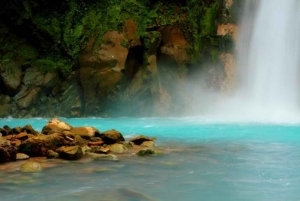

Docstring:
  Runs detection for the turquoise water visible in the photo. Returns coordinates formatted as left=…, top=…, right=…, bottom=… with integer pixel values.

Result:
left=1, top=117, right=300, bottom=201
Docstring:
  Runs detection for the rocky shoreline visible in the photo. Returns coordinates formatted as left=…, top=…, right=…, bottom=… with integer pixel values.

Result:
left=0, top=118, right=163, bottom=172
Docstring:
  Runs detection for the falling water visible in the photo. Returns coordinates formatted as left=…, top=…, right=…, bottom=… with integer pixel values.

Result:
left=204, top=0, right=300, bottom=123
left=237, top=0, right=300, bottom=114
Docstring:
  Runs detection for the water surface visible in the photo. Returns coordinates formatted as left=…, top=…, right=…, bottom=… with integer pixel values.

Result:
left=1, top=117, right=300, bottom=201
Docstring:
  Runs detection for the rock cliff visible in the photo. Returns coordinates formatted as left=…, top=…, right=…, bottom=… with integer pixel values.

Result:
left=0, top=0, right=242, bottom=117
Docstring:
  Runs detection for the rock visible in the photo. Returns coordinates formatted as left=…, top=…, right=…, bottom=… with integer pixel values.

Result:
left=88, top=140, right=104, bottom=146
left=0, top=104, right=11, bottom=117
left=18, top=137, right=50, bottom=156
left=20, top=161, right=44, bottom=172
left=41, top=118, right=72, bottom=134
left=56, top=146, right=84, bottom=160
left=16, top=88, right=41, bottom=109
left=136, top=149, right=163, bottom=156
left=0, top=128, right=8, bottom=136
left=0, top=147, right=11, bottom=163
left=0, top=60, right=22, bottom=95
left=0, top=145, right=17, bottom=162
left=15, top=132, right=29, bottom=140
left=129, top=135, right=155, bottom=145
left=16, top=153, right=29, bottom=160
left=46, top=150, right=59, bottom=159
left=141, top=140, right=155, bottom=147
left=87, top=153, right=119, bottom=161
left=12, top=126, right=22, bottom=134
left=160, top=26, right=188, bottom=64
left=19, top=131, right=87, bottom=157
left=70, top=126, right=100, bottom=139
left=21, top=124, right=38, bottom=135
left=109, top=143, right=128, bottom=154
left=100, top=129, right=125, bottom=144
left=94, top=146, right=110, bottom=154
left=10, top=139, right=21, bottom=147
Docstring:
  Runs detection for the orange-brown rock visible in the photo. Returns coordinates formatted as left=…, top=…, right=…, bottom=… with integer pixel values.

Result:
left=123, top=19, right=141, bottom=48
left=217, top=23, right=238, bottom=41
left=129, top=135, right=155, bottom=146
left=10, top=139, right=21, bottom=147
left=160, top=26, right=188, bottom=64
left=88, top=140, right=104, bottom=147
left=70, top=126, right=100, bottom=139
left=21, top=124, right=38, bottom=135
left=56, top=146, right=84, bottom=160
left=41, top=118, right=72, bottom=134
left=100, top=129, right=125, bottom=145
left=15, top=132, right=28, bottom=140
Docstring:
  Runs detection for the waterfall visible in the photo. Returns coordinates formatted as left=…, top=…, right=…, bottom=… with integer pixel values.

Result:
left=191, top=0, right=300, bottom=123
left=232, top=0, right=300, bottom=122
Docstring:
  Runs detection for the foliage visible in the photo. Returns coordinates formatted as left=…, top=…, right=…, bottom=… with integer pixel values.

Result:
left=0, top=0, right=223, bottom=73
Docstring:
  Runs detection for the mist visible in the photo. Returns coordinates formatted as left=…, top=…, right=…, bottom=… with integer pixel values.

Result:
left=184, top=0, right=300, bottom=124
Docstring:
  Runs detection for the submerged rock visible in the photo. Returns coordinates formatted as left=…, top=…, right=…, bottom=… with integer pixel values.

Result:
left=136, top=149, right=163, bottom=156
left=20, top=161, right=44, bottom=172
left=87, top=153, right=119, bottom=161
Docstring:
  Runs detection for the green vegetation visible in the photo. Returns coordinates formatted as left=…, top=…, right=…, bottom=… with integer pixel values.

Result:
left=0, top=0, right=224, bottom=73
left=183, top=0, right=221, bottom=62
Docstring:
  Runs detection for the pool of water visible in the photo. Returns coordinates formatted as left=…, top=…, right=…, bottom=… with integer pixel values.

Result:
left=1, top=117, right=300, bottom=201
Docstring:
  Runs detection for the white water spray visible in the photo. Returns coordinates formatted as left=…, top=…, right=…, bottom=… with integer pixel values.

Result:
left=232, top=0, right=300, bottom=122
left=192, top=0, right=300, bottom=123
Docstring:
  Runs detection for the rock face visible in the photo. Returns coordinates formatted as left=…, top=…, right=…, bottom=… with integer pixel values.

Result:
left=0, top=0, right=240, bottom=118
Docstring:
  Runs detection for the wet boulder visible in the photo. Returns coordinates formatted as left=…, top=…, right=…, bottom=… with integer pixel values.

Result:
left=0, top=137, right=17, bottom=162
left=18, top=137, right=49, bottom=156
left=0, top=146, right=17, bottom=163
left=56, top=146, right=83, bottom=160
left=129, top=135, right=155, bottom=145
left=41, top=118, right=72, bottom=134
left=109, top=143, right=128, bottom=154
left=100, top=129, right=125, bottom=144
left=18, top=132, right=87, bottom=157
left=21, top=124, right=38, bottom=135
left=46, top=150, right=59, bottom=159
left=70, top=126, right=100, bottom=139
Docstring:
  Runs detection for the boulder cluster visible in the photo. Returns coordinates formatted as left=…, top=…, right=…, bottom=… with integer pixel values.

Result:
left=0, top=118, right=161, bottom=166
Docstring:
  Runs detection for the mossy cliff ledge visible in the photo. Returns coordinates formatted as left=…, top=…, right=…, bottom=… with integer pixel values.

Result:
left=0, top=0, right=242, bottom=117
